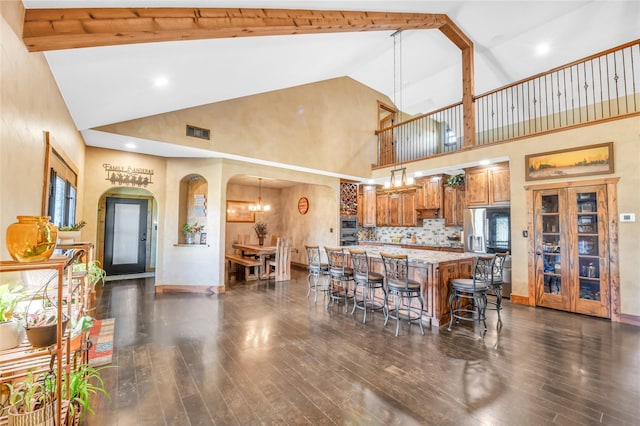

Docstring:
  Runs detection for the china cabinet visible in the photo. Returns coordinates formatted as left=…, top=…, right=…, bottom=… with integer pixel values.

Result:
left=533, top=184, right=610, bottom=317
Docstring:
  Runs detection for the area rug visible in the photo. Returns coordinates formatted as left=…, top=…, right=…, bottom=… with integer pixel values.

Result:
left=87, top=318, right=115, bottom=367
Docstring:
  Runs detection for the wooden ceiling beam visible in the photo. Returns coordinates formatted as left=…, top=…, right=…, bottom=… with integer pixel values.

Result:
left=22, top=8, right=468, bottom=52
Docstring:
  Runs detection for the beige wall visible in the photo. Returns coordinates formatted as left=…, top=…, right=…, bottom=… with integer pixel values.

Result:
left=382, top=116, right=640, bottom=316
left=83, top=147, right=167, bottom=257
left=0, top=0, right=86, bottom=260
left=95, top=77, right=389, bottom=179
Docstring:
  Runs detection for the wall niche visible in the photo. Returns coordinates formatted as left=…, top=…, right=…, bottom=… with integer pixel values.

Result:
left=179, top=174, right=208, bottom=244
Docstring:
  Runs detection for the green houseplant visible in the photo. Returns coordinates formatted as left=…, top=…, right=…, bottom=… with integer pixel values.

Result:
left=5, top=370, right=55, bottom=425
left=0, top=283, right=26, bottom=350
left=58, top=221, right=86, bottom=244
left=60, top=363, right=111, bottom=425
left=446, top=174, right=465, bottom=187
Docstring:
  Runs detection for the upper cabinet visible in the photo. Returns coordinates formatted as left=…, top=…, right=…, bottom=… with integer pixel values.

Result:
left=465, top=162, right=510, bottom=207
left=375, top=189, right=419, bottom=227
left=360, top=185, right=377, bottom=227
left=401, top=191, right=418, bottom=227
left=376, top=193, right=389, bottom=226
left=416, top=175, right=444, bottom=218
left=443, top=185, right=465, bottom=227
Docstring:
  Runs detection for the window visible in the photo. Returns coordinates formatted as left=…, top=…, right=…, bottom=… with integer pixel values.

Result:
left=48, top=170, right=76, bottom=228
left=45, top=147, right=77, bottom=228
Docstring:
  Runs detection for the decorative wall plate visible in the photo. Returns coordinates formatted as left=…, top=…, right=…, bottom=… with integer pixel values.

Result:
left=298, top=197, right=309, bottom=215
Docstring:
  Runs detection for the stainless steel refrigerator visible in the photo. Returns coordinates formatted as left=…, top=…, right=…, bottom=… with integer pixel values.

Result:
left=463, top=207, right=512, bottom=297
left=463, top=207, right=511, bottom=253
left=464, top=208, right=488, bottom=253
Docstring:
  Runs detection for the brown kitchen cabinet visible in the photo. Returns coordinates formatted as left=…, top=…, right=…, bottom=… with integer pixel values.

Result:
left=416, top=175, right=443, bottom=219
left=376, top=193, right=389, bottom=226
left=532, top=184, right=610, bottom=318
left=401, top=191, right=418, bottom=227
left=443, top=185, right=465, bottom=227
left=388, top=193, right=401, bottom=226
left=465, top=162, right=510, bottom=207
left=360, top=185, right=377, bottom=227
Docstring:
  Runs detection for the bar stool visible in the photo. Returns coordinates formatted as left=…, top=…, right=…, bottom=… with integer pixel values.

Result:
left=324, top=247, right=354, bottom=313
left=486, top=252, right=508, bottom=326
left=380, top=252, right=425, bottom=336
left=349, top=249, right=385, bottom=323
left=304, top=245, right=329, bottom=303
left=448, top=255, right=495, bottom=338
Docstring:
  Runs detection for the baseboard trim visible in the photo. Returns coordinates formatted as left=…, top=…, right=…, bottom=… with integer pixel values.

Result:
left=155, top=284, right=225, bottom=294
left=619, top=313, right=640, bottom=327
left=510, top=294, right=531, bottom=306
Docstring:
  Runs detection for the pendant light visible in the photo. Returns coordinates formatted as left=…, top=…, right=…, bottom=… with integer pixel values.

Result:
left=249, top=178, right=271, bottom=212
left=384, top=31, right=415, bottom=190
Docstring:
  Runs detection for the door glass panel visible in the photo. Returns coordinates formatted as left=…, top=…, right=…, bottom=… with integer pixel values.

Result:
left=576, top=191, right=600, bottom=301
left=112, top=203, right=141, bottom=265
left=541, top=194, right=561, bottom=295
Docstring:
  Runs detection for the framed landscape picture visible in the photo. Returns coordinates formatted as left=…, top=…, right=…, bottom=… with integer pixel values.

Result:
left=226, top=200, right=255, bottom=223
left=525, top=142, right=614, bottom=181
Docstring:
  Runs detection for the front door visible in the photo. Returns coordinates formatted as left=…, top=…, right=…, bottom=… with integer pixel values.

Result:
left=104, top=197, right=148, bottom=275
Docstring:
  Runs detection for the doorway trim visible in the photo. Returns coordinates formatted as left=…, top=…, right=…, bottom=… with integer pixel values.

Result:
left=97, top=190, right=156, bottom=274
left=524, top=177, right=620, bottom=322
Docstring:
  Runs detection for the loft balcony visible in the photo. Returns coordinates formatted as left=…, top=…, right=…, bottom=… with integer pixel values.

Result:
left=375, top=40, right=639, bottom=168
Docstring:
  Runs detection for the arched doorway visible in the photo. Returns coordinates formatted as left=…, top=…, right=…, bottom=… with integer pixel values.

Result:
left=97, top=187, right=157, bottom=276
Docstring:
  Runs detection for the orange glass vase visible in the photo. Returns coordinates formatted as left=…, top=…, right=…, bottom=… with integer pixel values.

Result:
left=5, top=216, right=58, bottom=262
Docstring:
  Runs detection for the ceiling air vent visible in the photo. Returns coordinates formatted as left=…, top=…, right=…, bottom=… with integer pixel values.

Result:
left=186, top=125, right=210, bottom=140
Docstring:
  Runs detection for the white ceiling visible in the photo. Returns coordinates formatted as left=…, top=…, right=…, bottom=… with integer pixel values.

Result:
left=21, top=1, right=640, bottom=182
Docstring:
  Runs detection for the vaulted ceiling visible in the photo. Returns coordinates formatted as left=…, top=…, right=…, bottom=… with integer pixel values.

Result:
left=21, top=1, right=640, bottom=162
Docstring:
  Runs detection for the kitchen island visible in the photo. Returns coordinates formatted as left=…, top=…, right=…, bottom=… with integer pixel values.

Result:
left=352, top=244, right=477, bottom=327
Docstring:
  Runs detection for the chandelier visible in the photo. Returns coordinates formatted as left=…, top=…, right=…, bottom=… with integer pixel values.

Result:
left=249, top=178, right=271, bottom=212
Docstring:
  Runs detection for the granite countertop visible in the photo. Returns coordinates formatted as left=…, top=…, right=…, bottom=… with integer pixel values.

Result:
left=358, top=240, right=464, bottom=249
left=353, top=244, right=476, bottom=266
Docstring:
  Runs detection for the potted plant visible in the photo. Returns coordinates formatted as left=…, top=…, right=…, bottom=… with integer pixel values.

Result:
left=24, top=306, right=69, bottom=348
left=0, top=283, right=26, bottom=350
left=254, top=222, right=268, bottom=246
left=60, top=362, right=111, bottom=426
left=5, top=370, right=55, bottom=425
left=68, top=314, right=93, bottom=354
left=57, top=221, right=86, bottom=244
left=181, top=223, right=204, bottom=244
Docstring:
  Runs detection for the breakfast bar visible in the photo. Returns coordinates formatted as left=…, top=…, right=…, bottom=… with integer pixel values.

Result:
left=353, top=245, right=477, bottom=327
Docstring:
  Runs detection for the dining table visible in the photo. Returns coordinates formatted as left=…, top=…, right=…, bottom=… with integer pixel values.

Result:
left=232, top=243, right=276, bottom=279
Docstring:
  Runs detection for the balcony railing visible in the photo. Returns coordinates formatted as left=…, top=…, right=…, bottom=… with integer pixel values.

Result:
left=376, top=40, right=639, bottom=167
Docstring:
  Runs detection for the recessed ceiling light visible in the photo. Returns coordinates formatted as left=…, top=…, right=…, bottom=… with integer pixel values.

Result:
left=414, top=171, right=423, bottom=177
left=154, top=76, right=169, bottom=87
left=479, top=159, right=491, bottom=166
left=536, top=43, right=550, bottom=56
left=367, top=179, right=375, bottom=184
left=125, top=143, right=136, bottom=149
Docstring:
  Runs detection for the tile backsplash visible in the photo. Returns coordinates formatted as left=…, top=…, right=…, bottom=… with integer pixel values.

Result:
left=359, top=219, right=462, bottom=246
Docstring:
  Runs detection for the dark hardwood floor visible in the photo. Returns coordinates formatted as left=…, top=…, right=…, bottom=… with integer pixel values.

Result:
left=86, top=268, right=640, bottom=425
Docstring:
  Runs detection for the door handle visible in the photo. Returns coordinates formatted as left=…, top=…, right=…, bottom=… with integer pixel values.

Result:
left=535, top=250, right=542, bottom=256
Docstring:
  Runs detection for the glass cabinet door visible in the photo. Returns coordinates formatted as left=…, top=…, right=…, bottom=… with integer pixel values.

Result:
left=570, top=185, right=610, bottom=317
left=535, top=189, right=570, bottom=311
left=541, top=194, right=562, bottom=295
